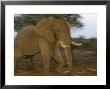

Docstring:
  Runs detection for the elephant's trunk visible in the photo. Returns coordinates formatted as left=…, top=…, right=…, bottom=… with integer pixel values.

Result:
left=59, top=41, right=73, bottom=72
left=64, top=47, right=73, bottom=71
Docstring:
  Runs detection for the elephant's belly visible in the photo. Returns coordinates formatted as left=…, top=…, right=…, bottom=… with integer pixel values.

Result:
left=16, top=40, right=40, bottom=56
left=22, top=43, right=40, bottom=55
left=23, top=48, right=40, bottom=55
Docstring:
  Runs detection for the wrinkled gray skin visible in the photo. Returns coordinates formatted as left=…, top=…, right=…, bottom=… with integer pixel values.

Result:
left=14, top=18, right=81, bottom=75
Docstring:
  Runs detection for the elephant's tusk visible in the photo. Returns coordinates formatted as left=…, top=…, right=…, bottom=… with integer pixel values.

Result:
left=71, top=41, right=82, bottom=46
left=59, top=41, right=70, bottom=48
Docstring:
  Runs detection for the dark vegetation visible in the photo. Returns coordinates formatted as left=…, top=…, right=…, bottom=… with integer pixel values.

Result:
left=72, top=38, right=97, bottom=51
left=14, top=14, right=83, bottom=32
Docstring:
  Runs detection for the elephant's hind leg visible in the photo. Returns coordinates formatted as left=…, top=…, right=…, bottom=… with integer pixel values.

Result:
left=14, top=43, right=23, bottom=74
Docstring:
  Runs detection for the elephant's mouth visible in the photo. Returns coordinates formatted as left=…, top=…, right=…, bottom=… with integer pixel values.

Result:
left=59, top=41, right=71, bottom=48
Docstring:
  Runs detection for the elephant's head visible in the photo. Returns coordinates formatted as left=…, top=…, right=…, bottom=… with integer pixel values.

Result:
left=35, top=18, right=80, bottom=72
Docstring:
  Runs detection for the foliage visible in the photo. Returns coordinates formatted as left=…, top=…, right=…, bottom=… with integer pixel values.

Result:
left=14, top=14, right=84, bottom=31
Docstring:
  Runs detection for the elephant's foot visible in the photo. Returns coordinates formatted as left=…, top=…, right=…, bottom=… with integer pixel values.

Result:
left=56, top=68, right=71, bottom=75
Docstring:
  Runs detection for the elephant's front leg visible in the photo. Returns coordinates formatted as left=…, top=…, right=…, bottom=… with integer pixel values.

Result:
left=38, top=37, right=52, bottom=75
left=52, top=44, right=64, bottom=73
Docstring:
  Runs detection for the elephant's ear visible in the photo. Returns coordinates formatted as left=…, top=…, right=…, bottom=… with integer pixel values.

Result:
left=34, top=19, right=56, bottom=44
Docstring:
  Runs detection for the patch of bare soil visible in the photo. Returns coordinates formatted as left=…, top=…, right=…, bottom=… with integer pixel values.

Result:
left=15, top=49, right=97, bottom=76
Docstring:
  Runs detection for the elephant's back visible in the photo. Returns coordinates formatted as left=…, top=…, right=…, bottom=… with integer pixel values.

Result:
left=16, top=25, right=36, bottom=41
left=15, top=25, right=40, bottom=55
left=35, top=19, right=52, bottom=31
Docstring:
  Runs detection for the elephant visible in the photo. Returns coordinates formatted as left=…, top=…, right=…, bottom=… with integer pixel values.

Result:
left=14, top=18, right=82, bottom=75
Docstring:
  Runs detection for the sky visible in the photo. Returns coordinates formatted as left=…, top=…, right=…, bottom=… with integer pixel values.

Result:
left=71, top=14, right=97, bottom=39
left=14, top=14, right=97, bottom=39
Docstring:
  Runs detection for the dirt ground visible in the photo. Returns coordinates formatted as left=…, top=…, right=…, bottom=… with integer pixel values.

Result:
left=15, top=49, right=97, bottom=76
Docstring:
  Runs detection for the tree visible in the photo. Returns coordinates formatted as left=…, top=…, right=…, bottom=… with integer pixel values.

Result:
left=14, top=14, right=84, bottom=31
